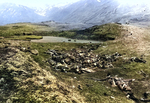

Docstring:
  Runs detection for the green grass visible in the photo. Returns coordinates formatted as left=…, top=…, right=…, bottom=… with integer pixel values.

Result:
left=25, top=36, right=150, bottom=102
left=0, top=23, right=122, bottom=42
left=1, top=22, right=150, bottom=102
left=0, top=23, right=54, bottom=38
left=0, top=25, right=34, bottom=37
left=74, top=23, right=122, bottom=41
left=25, top=41, right=136, bottom=102
left=42, top=23, right=122, bottom=41
left=7, top=35, right=43, bottom=40
left=0, top=23, right=121, bottom=40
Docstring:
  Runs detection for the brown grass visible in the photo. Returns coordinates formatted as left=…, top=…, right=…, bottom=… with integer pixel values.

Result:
left=115, top=24, right=150, bottom=56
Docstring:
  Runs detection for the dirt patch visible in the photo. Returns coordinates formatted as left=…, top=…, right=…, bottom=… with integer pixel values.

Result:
left=116, top=24, right=150, bottom=56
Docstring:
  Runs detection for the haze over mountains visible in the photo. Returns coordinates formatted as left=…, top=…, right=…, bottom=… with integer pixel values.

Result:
left=0, top=0, right=150, bottom=26
left=0, top=3, right=45, bottom=25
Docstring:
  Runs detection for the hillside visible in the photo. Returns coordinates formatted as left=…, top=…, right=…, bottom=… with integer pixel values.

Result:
left=1, top=0, right=150, bottom=26
left=0, top=3, right=45, bottom=25
left=1, top=23, right=150, bottom=102
left=46, top=0, right=150, bottom=26
left=0, top=40, right=85, bottom=102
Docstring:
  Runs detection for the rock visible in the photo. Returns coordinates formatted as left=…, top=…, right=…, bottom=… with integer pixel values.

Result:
left=6, top=99, right=12, bottom=103
left=130, top=57, right=146, bottom=63
left=46, top=49, right=58, bottom=56
left=47, top=59, right=56, bottom=66
left=69, top=55, right=76, bottom=61
left=0, top=78, right=5, bottom=84
left=20, top=47, right=26, bottom=52
left=110, top=96, right=115, bottom=99
left=52, top=55, right=63, bottom=62
left=31, top=49, right=39, bottom=55
left=45, top=48, right=124, bottom=74
left=55, top=63, right=69, bottom=72
left=143, top=91, right=150, bottom=99
left=105, top=63, right=114, bottom=68
left=78, top=85, right=82, bottom=90
left=81, top=68, right=95, bottom=73
left=110, top=79, right=117, bottom=87
left=64, top=58, right=71, bottom=65
left=70, top=64, right=81, bottom=73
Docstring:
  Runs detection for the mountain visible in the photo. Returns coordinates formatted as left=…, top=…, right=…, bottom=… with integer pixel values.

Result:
left=46, top=0, right=150, bottom=25
left=1, top=0, right=150, bottom=26
left=0, top=3, right=45, bottom=25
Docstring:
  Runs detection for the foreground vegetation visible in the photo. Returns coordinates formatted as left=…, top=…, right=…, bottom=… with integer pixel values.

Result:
left=0, top=23, right=150, bottom=102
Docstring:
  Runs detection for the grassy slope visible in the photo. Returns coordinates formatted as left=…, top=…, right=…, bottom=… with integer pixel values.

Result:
left=0, top=41, right=85, bottom=103
left=29, top=24, right=150, bottom=102
left=74, top=23, right=121, bottom=40
left=29, top=42, right=133, bottom=103
left=0, top=23, right=49, bottom=40
left=0, top=23, right=121, bottom=41
left=1, top=23, right=150, bottom=102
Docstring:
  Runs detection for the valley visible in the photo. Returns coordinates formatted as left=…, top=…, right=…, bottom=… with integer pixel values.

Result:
left=1, top=0, right=150, bottom=102
left=0, top=22, right=150, bottom=103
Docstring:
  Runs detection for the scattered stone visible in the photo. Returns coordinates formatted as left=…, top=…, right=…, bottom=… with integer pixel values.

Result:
left=110, top=96, right=115, bottom=99
left=6, top=99, right=12, bottom=103
left=20, top=47, right=26, bottom=52
left=130, top=57, right=146, bottom=63
left=0, top=78, right=5, bottom=84
left=81, top=68, right=95, bottom=73
left=78, top=85, right=82, bottom=90
left=92, top=76, right=134, bottom=92
left=45, top=47, right=121, bottom=73
left=47, top=59, right=56, bottom=66
left=30, top=49, right=39, bottom=55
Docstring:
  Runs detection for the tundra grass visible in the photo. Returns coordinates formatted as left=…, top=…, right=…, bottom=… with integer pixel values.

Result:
left=25, top=42, right=134, bottom=102
left=1, top=22, right=150, bottom=102
left=0, top=23, right=53, bottom=37
left=25, top=37, right=150, bottom=102
left=6, top=35, right=43, bottom=40
left=0, top=23, right=122, bottom=41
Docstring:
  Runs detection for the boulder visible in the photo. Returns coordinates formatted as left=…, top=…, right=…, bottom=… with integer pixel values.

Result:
left=81, top=68, right=95, bottom=73
left=30, top=49, right=39, bottom=55
left=55, top=63, right=70, bottom=72
left=20, top=47, right=26, bottom=52
left=47, top=59, right=56, bottom=66
left=130, top=57, right=146, bottom=63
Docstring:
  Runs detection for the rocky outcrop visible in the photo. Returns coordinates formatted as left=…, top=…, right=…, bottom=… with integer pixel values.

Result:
left=108, top=76, right=134, bottom=91
left=45, top=45, right=124, bottom=73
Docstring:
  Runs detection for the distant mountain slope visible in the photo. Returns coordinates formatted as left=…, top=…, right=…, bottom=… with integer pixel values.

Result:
left=46, top=0, right=150, bottom=25
left=1, top=0, right=150, bottom=26
left=0, top=3, right=45, bottom=25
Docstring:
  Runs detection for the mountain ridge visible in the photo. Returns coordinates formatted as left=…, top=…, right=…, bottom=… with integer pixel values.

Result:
left=1, top=0, right=150, bottom=26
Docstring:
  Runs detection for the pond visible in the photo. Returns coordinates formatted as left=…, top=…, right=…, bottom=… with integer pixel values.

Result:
left=31, top=36, right=101, bottom=43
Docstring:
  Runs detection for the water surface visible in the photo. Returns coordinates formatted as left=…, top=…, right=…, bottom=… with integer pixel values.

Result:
left=31, top=36, right=101, bottom=43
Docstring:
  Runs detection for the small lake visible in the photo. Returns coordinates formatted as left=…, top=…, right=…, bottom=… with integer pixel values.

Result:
left=31, top=36, right=101, bottom=43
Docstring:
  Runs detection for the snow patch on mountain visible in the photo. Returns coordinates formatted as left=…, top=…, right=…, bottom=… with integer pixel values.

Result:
left=0, top=3, right=46, bottom=25
left=1, top=0, right=150, bottom=26
left=45, top=0, right=150, bottom=25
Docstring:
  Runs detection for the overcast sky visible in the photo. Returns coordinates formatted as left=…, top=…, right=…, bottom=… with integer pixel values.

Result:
left=0, top=0, right=149, bottom=8
left=0, top=0, right=80, bottom=8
